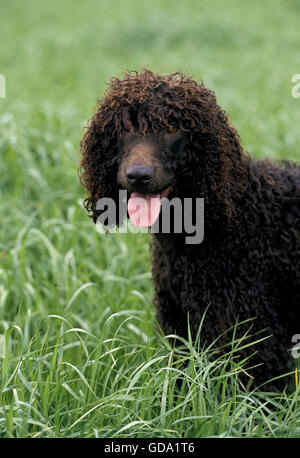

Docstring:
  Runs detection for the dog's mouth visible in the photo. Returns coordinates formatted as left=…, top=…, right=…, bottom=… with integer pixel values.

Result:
left=127, top=184, right=174, bottom=227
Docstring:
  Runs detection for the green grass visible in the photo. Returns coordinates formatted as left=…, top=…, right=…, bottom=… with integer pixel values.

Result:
left=0, top=0, right=299, bottom=438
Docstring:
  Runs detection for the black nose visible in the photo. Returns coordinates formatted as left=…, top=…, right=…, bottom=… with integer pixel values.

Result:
left=126, top=164, right=154, bottom=186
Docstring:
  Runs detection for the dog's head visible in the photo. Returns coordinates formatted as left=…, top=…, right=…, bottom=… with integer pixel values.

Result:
left=79, top=69, right=249, bottom=229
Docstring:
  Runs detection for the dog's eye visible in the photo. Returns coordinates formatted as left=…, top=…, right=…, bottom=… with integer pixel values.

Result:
left=168, top=124, right=178, bottom=133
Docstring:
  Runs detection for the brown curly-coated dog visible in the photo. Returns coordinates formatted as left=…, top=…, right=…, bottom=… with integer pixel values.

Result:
left=79, top=69, right=300, bottom=391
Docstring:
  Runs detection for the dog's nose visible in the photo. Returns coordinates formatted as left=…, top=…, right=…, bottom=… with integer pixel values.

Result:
left=126, top=164, right=154, bottom=186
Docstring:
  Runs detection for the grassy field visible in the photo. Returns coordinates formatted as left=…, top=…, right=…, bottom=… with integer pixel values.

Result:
left=0, top=0, right=299, bottom=438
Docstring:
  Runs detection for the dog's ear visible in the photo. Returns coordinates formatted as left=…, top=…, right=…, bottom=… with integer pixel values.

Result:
left=79, top=115, right=126, bottom=228
left=186, top=124, right=249, bottom=226
left=212, top=117, right=250, bottom=223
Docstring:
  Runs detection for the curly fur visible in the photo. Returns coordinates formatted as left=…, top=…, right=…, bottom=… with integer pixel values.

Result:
left=79, top=69, right=300, bottom=390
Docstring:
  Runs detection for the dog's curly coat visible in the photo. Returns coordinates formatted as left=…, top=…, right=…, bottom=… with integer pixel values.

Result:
left=80, top=69, right=300, bottom=390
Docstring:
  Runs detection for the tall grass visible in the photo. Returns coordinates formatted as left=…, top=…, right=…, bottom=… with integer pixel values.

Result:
left=1, top=306, right=300, bottom=437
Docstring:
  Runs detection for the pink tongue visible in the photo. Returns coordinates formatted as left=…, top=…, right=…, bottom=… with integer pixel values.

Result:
left=128, top=193, right=161, bottom=227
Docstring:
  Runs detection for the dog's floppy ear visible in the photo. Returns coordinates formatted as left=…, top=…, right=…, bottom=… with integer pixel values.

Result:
left=79, top=109, right=126, bottom=227
left=187, top=108, right=250, bottom=226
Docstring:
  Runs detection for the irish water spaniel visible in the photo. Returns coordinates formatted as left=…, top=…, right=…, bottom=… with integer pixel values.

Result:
left=79, top=69, right=300, bottom=390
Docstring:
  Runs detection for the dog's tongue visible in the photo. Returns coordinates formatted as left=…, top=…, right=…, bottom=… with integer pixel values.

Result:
left=128, top=193, right=161, bottom=227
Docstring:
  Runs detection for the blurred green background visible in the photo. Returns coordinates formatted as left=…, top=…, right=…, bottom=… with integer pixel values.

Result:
left=0, top=0, right=299, bottom=438
left=1, top=0, right=300, bottom=153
